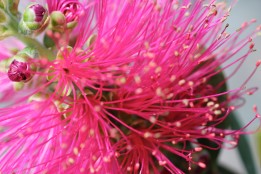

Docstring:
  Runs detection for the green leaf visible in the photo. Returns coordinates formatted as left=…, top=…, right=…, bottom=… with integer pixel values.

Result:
left=229, top=112, right=257, bottom=174
left=217, top=165, right=237, bottom=174
left=257, top=132, right=261, bottom=166
left=43, top=34, right=55, bottom=48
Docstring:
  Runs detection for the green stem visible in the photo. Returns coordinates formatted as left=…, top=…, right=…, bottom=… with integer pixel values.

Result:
left=14, top=34, right=55, bottom=60
left=8, top=11, right=55, bottom=60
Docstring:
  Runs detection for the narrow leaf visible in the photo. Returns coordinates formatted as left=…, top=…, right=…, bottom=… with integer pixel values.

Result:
left=229, top=112, right=257, bottom=174
left=217, top=165, right=237, bottom=174
left=256, top=132, right=261, bottom=167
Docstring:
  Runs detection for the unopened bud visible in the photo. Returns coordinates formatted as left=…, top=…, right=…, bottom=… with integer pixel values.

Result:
left=8, top=59, right=33, bottom=82
left=59, top=1, right=83, bottom=23
left=20, top=3, right=48, bottom=34
left=23, top=4, right=48, bottom=30
left=7, top=47, right=38, bottom=82
left=50, top=11, right=66, bottom=27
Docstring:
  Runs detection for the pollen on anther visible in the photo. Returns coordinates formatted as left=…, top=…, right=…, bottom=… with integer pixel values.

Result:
left=135, top=88, right=143, bottom=94
left=92, top=155, right=97, bottom=161
left=214, top=110, right=222, bottom=115
left=68, top=158, right=75, bottom=164
left=103, top=156, right=111, bottom=163
left=155, top=66, right=162, bottom=73
left=89, top=129, right=95, bottom=136
left=80, top=168, right=85, bottom=173
left=156, top=87, right=164, bottom=97
left=170, top=75, right=176, bottom=82
left=154, top=133, right=161, bottom=138
left=144, top=132, right=152, bottom=138
left=175, top=121, right=181, bottom=127
left=178, top=79, right=186, bottom=86
left=149, top=116, right=157, bottom=123
left=188, top=81, right=194, bottom=87
left=207, top=101, right=214, bottom=107
left=182, top=99, right=189, bottom=106
left=127, top=166, right=132, bottom=171
left=80, top=125, right=87, bottom=132
left=198, top=162, right=206, bottom=168
left=90, top=166, right=95, bottom=173
left=174, top=51, right=179, bottom=56
left=152, top=150, right=157, bottom=156
left=94, top=105, right=101, bottom=112
left=73, top=147, right=79, bottom=155
left=172, top=140, right=176, bottom=145
left=134, top=75, right=141, bottom=84
left=194, top=147, right=203, bottom=152
left=134, top=163, right=140, bottom=170
left=159, top=160, right=167, bottom=166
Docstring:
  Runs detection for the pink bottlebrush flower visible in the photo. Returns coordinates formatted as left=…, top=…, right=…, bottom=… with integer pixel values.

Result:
left=0, top=0, right=260, bottom=174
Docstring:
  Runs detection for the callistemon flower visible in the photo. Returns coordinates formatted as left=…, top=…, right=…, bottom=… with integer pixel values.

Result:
left=0, top=0, right=260, bottom=174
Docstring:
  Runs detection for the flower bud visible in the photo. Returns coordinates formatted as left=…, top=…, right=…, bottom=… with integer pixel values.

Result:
left=7, top=59, right=32, bottom=82
left=59, top=1, right=83, bottom=23
left=20, top=3, right=48, bottom=33
left=50, top=11, right=66, bottom=27
left=6, top=47, right=38, bottom=82
left=50, top=1, right=84, bottom=31
left=49, top=11, right=66, bottom=32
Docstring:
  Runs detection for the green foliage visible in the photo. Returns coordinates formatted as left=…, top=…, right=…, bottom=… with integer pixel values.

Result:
left=228, top=112, right=257, bottom=174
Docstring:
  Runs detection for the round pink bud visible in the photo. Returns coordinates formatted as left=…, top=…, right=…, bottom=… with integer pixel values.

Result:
left=23, top=4, right=48, bottom=31
left=8, top=60, right=32, bottom=82
left=30, top=4, right=47, bottom=22
left=59, top=2, right=83, bottom=22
